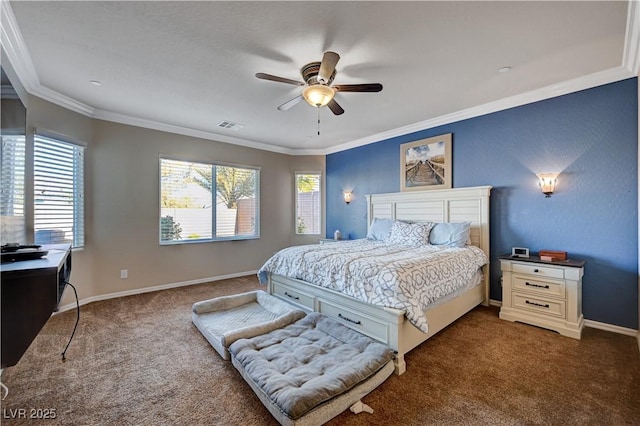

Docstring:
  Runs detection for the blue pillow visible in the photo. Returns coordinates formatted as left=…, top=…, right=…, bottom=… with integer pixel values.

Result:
left=429, top=222, right=471, bottom=248
left=366, top=218, right=394, bottom=241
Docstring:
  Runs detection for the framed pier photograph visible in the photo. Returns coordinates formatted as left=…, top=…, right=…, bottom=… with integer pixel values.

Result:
left=400, top=133, right=452, bottom=191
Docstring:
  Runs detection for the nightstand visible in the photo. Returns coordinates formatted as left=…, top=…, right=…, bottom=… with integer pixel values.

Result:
left=498, top=255, right=585, bottom=339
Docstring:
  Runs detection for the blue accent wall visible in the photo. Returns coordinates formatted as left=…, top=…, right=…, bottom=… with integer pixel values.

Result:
left=327, top=78, right=638, bottom=329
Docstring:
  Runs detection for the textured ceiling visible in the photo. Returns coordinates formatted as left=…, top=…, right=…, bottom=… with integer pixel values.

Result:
left=5, top=1, right=636, bottom=154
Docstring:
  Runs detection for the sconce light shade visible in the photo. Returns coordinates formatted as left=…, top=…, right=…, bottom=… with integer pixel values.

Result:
left=303, top=84, right=335, bottom=107
left=343, top=191, right=352, bottom=204
left=537, top=173, right=558, bottom=197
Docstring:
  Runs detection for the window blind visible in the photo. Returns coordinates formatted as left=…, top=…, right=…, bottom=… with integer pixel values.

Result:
left=0, top=135, right=26, bottom=244
left=34, top=135, right=84, bottom=247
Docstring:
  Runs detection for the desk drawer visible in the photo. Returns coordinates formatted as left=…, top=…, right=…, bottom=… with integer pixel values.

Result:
left=271, top=281, right=314, bottom=311
left=317, top=298, right=389, bottom=344
left=512, top=293, right=565, bottom=318
left=511, top=263, right=564, bottom=279
left=513, top=275, right=565, bottom=298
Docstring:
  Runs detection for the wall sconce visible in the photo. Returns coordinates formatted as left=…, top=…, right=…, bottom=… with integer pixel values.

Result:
left=537, top=173, right=558, bottom=197
left=343, top=191, right=352, bottom=204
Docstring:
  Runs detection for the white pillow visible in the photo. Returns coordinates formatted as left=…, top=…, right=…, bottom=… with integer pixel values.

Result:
left=366, top=218, right=394, bottom=241
left=429, top=222, right=471, bottom=248
left=387, top=221, right=434, bottom=246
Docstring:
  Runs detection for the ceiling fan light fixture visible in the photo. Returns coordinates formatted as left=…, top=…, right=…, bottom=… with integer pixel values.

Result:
left=303, top=84, right=335, bottom=107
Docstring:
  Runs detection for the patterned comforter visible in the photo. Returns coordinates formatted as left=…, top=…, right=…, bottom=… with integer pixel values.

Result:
left=258, top=239, right=488, bottom=333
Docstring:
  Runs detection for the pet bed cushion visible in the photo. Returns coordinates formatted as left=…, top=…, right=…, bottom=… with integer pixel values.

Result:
left=229, top=313, right=394, bottom=425
left=192, top=290, right=306, bottom=360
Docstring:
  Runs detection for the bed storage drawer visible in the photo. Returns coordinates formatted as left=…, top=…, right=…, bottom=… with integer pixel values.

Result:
left=317, top=298, right=389, bottom=344
left=271, top=281, right=314, bottom=311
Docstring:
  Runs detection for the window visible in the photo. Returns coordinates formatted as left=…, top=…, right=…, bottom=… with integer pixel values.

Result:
left=295, top=172, right=321, bottom=235
left=160, top=158, right=260, bottom=243
left=34, top=135, right=85, bottom=248
left=0, top=135, right=26, bottom=243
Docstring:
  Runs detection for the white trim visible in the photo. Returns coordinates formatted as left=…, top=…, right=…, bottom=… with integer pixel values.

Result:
left=93, top=109, right=292, bottom=155
left=55, top=270, right=258, bottom=313
left=493, top=299, right=638, bottom=338
left=1, top=0, right=637, bottom=156
left=0, top=0, right=39, bottom=93
left=584, top=319, right=638, bottom=337
left=323, top=66, right=634, bottom=155
left=623, top=0, right=640, bottom=75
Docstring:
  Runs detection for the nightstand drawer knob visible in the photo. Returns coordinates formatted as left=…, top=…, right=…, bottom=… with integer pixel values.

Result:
left=525, top=281, right=550, bottom=289
left=533, top=268, right=539, bottom=273
left=525, top=300, right=549, bottom=309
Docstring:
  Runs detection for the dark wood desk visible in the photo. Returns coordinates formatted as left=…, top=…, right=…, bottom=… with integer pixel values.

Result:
left=1, top=244, right=72, bottom=368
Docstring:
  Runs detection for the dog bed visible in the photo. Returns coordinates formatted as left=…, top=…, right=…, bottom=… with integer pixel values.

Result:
left=192, top=290, right=306, bottom=360
left=229, top=312, right=394, bottom=425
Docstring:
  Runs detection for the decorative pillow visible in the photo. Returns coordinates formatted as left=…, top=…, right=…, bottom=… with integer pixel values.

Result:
left=366, top=217, right=394, bottom=241
left=387, top=220, right=434, bottom=246
left=429, top=222, right=472, bottom=248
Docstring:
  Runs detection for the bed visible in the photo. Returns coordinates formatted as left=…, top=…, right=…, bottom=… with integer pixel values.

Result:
left=261, top=186, right=491, bottom=375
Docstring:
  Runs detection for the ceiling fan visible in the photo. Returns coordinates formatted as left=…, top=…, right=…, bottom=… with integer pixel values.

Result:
left=255, top=51, right=383, bottom=116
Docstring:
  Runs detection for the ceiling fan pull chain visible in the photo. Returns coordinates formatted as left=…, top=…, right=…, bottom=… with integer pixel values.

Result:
left=317, top=107, right=321, bottom=135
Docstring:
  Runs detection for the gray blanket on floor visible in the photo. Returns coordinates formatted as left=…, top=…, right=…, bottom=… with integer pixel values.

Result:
left=228, top=313, right=393, bottom=420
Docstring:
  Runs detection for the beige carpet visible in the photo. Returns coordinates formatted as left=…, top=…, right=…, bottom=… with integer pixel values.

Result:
left=2, top=275, right=639, bottom=425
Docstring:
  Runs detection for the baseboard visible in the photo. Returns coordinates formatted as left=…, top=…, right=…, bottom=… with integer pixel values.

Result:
left=488, top=300, right=637, bottom=338
left=55, top=270, right=258, bottom=313
left=582, top=319, right=638, bottom=337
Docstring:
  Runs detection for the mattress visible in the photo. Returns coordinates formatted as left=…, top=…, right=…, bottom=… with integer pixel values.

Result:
left=258, top=239, right=488, bottom=332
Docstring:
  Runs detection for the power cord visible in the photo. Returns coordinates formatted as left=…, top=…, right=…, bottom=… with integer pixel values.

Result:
left=61, top=281, right=80, bottom=362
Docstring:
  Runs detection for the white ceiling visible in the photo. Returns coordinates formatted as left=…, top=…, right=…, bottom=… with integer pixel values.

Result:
left=3, top=1, right=638, bottom=155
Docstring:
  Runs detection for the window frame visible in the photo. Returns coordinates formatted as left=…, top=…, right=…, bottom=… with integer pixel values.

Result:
left=294, top=171, right=322, bottom=236
left=159, top=156, right=261, bottom=245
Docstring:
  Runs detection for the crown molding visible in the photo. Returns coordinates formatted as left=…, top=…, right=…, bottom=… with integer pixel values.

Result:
left=0, top=0, right=38, bottom=93
left=92, top=109, right=294, bottom=155
left=623, top=0, right=640, bottom=75
left=2, top=0, right=637, bottom=157
left=323, top=66, right=634, bottom=155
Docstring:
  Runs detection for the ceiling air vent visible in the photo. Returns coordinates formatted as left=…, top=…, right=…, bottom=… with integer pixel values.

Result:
left=217, top=120, right=244, bottom=131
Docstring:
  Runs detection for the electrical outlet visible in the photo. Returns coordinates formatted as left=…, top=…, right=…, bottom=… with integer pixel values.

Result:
left=120, top=269, right=128, bottom=279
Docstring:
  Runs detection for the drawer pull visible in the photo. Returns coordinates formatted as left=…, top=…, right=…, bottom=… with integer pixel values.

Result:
left=283, top=291, right=299, bottom=300
left=533, top=268, right=539, bottom=273
left=525, top=282, right=550, bottom=289
left=525, top=300, right=549, bottom=309
left=338, top=313, right=362, bottom=325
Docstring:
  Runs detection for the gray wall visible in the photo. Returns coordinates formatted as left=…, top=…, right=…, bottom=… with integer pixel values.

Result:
left=26, top=96, right=324, bottom=305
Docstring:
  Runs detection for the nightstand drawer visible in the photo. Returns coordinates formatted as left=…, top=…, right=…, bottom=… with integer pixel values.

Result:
left=512, top=275, right=565, bottom=298
left=511, top=263, right=564, bottom=279
left=317, top=298, right=389, bottom=344
left=512, top=293, right=565, bottom=318
left=271, top=281, right=314, bottom=311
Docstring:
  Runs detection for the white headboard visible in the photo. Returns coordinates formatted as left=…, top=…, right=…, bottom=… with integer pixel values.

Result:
left=366, top=186, right=492, bottom=302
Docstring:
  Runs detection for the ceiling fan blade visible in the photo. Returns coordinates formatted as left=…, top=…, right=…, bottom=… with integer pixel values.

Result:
left=255, top=73, right=304, bottom=86
left=333, top=83, right=383, bottom=93
left=327, top=99, right=344, bottom=115
left=277, top=95, right=303, bottom=111
left=318, top=51, right=340, bottom=84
